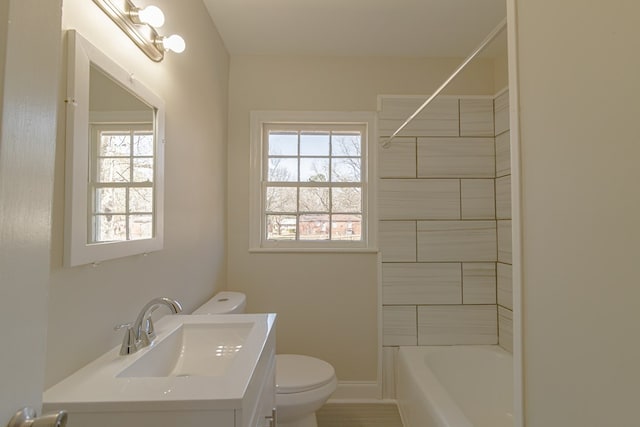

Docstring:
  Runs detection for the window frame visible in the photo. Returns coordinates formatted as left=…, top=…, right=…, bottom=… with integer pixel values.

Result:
left=249, top=111, right=378, bottom=252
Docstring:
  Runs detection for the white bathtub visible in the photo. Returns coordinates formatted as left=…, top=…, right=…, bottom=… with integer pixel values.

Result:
left=397, top=346, right=513, bottom=427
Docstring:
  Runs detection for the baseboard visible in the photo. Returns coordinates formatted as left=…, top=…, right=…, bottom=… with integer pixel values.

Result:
left=327, top=381, right=383, bottom=403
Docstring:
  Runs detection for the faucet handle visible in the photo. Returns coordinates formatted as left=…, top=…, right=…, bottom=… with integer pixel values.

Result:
left=114, top=323, right=136, bottom=355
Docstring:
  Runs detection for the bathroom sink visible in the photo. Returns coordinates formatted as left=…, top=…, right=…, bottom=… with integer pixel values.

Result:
left=43, top=313, right=277, bottom=413
left=118, top=322, right=253, bottom=378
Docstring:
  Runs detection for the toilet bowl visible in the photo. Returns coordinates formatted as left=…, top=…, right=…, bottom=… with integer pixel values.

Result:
left=193, top=292, right=337, bottom=427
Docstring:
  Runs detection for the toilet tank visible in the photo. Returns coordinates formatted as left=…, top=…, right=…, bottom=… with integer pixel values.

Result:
left=192, top=291, right=247, bottom=314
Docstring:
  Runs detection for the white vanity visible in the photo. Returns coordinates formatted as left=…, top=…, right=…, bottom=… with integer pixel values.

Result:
left=43, top=314, right=277, bottom=427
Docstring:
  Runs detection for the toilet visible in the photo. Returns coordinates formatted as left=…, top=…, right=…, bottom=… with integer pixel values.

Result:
left=193, top=291, right=337, bottom=427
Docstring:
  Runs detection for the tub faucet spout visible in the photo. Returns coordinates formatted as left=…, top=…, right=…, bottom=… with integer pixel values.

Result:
left=118, top=297, right=182, bottom=355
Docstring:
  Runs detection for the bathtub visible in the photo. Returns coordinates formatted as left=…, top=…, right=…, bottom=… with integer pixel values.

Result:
left=397, top=346, right=513, bottom=427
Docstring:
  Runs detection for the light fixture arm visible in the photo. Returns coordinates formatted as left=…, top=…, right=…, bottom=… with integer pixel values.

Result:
left=92, top=0, right=185, bottom=62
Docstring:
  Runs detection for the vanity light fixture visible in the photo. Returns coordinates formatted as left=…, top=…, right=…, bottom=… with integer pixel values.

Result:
left=92, top=0, right=186, bottom=62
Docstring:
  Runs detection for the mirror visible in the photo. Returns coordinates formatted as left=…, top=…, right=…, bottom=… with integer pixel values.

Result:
left=64, top=30, right=165, bottom=267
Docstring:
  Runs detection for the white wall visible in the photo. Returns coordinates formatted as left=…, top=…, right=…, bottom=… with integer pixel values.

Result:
left=45, top=0, right=229, bottom=387
left=227, top=55, right=498, bottom=382
left=0, top=0, right=62, bottom=421
left=515, top=1, right=640, bottom=424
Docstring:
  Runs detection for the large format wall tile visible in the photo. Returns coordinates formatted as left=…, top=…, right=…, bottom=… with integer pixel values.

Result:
left=417, top=305, right=498, bottom=345
left=496, top=175, right=512, bottom=220
left=417, top=221, right=497, bottom=262
left=383, top=263, right=462, bottom=305
left=378, top=137, right=416, bottom=178
left=417, top=137, right=495, bottom=178
left=497, top=262, right=513, bottom=310
left=494, top=91, right=510, bottom=135
left=497, top=220, right=512, bottom=264
left=462, top=263, right=496, bottom=304
left=495, top=131, right=511, bottom=177
left=460, top=99, right=495, bottom=137
left=461, top=179, right=495, bottom=219
left=379, top=221, right=416, bottom=262
left=379, top=98, right=459, bottom=137
left=383, top=306, right=417, bottom=346
left=498, top=306, right=513, bottom=353
left=379, top=179, right=460, bottom=220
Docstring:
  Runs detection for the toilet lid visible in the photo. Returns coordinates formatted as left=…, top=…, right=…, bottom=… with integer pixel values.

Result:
left=276, top=354, right=336, bottom=394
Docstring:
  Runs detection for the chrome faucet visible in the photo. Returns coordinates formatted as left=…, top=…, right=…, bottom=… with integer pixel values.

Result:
left=116, top=297, right=183, bottom=355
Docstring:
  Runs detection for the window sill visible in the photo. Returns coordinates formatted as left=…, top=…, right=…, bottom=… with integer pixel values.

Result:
left=249, top=247, right=379, bottom=254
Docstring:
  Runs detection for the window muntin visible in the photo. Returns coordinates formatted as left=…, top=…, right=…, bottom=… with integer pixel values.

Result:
left=262, top=123, right=366, bottom=245
left=90, top=124, right=155, bottom=243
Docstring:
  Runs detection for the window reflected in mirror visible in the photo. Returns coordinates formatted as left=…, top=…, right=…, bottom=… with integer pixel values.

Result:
left=89, top=65, right=156, bottom=243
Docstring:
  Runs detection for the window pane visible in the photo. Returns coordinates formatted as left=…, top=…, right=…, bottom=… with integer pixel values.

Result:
left=99, top=133, right=130, bottom=156
left=133, top=158, right=154, bottom=182
left=95, top=187, right=126, bottom=214
left=299, top=187, right=329, bottom=212
left=332, top=133, right=361, bottom=157
left=130, top=187, right=153, bottom=213
left=98, top=158, right=130, bottom=182
left=266, top=187, right=297, bottom=212
left=133, top=133, right=154, bottom=156
left=331, top=158, right=361, bottom=182
left=268, top=158, right=298, bottom=182
left=268, top=132, right=298, bottom=155
left=267, top=215, right=297, bottom=240
left=94, top=214, right=127, bottom=242
left=332, top=214, right=362, bottom=241
left=332, top=187, right=361, bottom=213
left=129, top=214, right=153, bottom=240
left=300, top=132, right=330, bottom=156
left=299, top=214, right=330, bottom=241
left=300, top=158, right=329, bottom=182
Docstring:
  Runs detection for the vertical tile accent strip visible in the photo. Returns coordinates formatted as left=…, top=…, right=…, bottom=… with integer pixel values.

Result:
left=498, top=306, right=514, bottom=353
left=497, top=262, right=513, bottom=309
left=495, top=175, right=512, bottom=219
left=495, top=131, right=511, bottom=177
left=494, top=91, right=510, bottom=135
left=497, top=220, right=513, bottom=264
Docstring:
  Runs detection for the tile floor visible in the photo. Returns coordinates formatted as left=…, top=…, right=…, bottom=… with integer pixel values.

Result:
left=316, top=403, right=404, bottom=427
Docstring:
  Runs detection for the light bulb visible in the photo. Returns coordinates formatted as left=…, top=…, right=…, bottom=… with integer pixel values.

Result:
left=137, top=5, right=165, bottom=28
left=161, top=34, right=186, bottom=53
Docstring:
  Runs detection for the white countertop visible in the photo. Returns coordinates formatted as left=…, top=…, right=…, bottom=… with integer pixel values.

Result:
left=43, top=313, right=277, bottom=413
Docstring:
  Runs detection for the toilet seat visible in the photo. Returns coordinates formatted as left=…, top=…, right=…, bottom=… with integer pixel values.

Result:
left=276, top=354, right=336, bottom=394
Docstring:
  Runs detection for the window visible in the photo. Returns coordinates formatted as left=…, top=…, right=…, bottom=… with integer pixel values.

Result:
left=90, top=124, right=155, bottom=243
left=250, top=111, right=377, bottom=251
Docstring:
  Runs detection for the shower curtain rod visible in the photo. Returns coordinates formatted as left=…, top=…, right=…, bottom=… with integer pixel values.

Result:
left=381, top=17, right=507, bottom=148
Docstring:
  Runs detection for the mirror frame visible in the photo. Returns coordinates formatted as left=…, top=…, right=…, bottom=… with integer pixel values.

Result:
left=64, top=29, right=165, bottom=267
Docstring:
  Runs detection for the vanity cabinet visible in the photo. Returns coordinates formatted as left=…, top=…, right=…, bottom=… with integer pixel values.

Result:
left=43, top=314, right=278, bottom=427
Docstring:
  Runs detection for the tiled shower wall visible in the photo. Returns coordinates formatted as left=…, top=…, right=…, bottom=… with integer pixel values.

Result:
left=494, top=90, right=513, bottom=353
left=377, top=93, right=512, bottom=397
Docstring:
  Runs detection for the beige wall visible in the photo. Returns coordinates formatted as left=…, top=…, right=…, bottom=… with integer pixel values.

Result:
left=515, top=0, right=640, bottom=425
left=45, top=0, right=229, bottom=387
left=227, top=55, right=497, bottom=381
